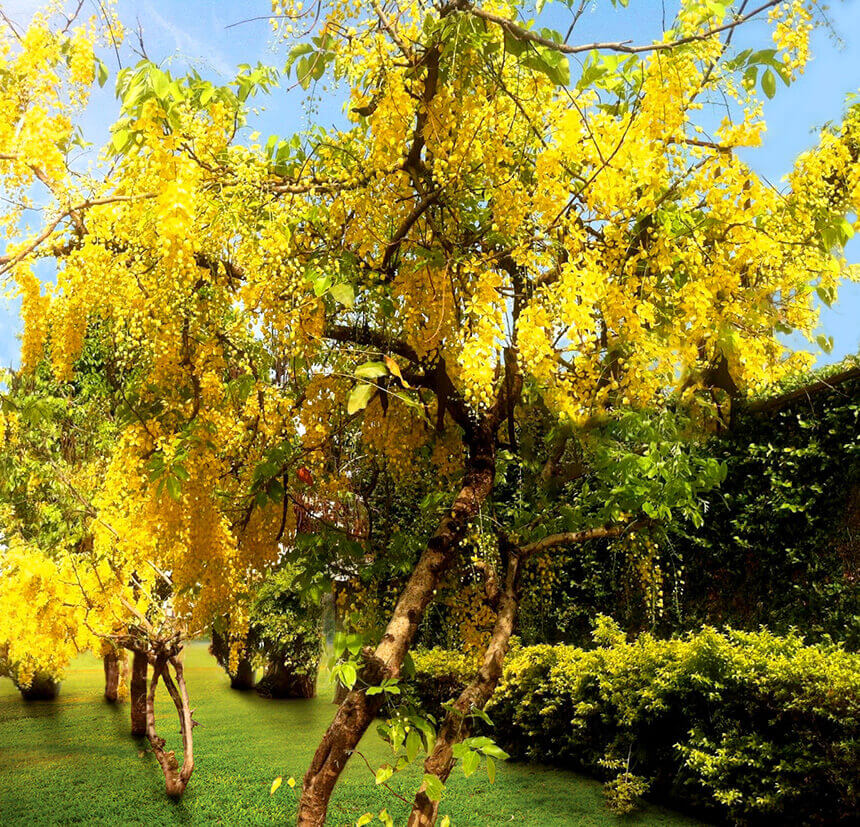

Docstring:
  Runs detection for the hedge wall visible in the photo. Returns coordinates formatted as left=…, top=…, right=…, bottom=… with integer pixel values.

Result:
left=515, top=363, right=859, bottom=647
left=674, top=366, right=859, bottom=645
left=411, top=624, right=860, bottom=825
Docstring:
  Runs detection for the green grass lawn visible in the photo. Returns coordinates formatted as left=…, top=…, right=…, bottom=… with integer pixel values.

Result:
left=0, top=642, right=707, bottom=826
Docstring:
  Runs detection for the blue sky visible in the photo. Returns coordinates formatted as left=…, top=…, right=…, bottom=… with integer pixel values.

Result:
left=1, top=0, right=858, bottom=368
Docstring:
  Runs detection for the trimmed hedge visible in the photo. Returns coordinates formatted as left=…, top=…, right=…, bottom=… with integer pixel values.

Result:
left=411, top=623, right=860, bottom=825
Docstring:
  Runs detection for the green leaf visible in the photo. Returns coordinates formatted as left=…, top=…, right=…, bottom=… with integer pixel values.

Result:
left=166, top=475, right=181, bottom=501
left=375, top=764, right=394, bottom=785
left=312, top=274, right=332, bottom=296
left=468, top=706, right=493, bottom=726
left=340, top=661, right=357, bottom=689
left=172, top=464, right=190, bottom=481
left=761, top=68, right=777, bottom=99
left=357, top=814, right=374, bottom=827
left=330, top=282, right=355, bottom=308
left=333, top=631, right=347, bottom=658
left=503, top=29, right=528, bottom=58
left=406, top=729, right=421, bottom=763
left=347, top=383, right=376, bottom=415
left=422, top=773, right=445, bottom=802
left=111, top=128, right=130, bottom=152
left=816, top=334, right=834, bottom=354
left=486, top=755, right=496, bottom=783
left=96, top=58, right=109, bottom=88
left=461, top=749, right=480, bottom=777
left=816, top=285, right=836, bottom=306
left=481, top=744, right=510, bottom=760
left=355, top=362, right=388, bottom=380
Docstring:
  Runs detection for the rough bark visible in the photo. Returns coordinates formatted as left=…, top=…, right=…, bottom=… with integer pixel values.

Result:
left=19, top=672, right=60, bottom=700
left=257, top=659, right=316, bottom=699
left=103, top=650, right=122, bottom=702
left=297, top=429, right=497, bottom=827
left=407, top=555, right=521, bottom=827
left=120, top=653, right=130, bottom=696
left=130, top=649, right=148, bottom=736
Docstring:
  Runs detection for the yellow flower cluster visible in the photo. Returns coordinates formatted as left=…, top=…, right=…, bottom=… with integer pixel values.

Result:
left=0, top=539, right=129, bottom=688
left=770, top=0, right=813, bottom=78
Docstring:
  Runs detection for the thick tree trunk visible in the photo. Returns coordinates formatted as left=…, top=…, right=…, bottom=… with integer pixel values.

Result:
left=103, top=650, right=122, bottom=702
left=257, top=659, right=316, bottom=698
left=297, top=432, right=496, bottom=827
left=231, top=657, right=256, bottom=690
left=130, top=650, right=148, bottom=736
left=19, top=672, right=60, bottom=700
left=210, top=628, right=256, bottom=690
left=407, top=556, right=521, bottom=827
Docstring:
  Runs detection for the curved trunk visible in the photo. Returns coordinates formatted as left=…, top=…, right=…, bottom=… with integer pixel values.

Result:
left=257, top=658, right=316, bottom=698
left=297, top=432, right=496, bottom=826
left=103, top=650, right=123, bottom=702
left=407, top=556, right=521, bottom=827
left=19, top=672, right=60, bottom=700
left=130, top=649, right=148, bottom=736
left=145, top=653, right=197, bottom=798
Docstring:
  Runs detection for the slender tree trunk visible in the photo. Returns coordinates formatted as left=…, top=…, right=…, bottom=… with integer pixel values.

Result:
left=406, top=520, right=639, bottom=826
left=130, top=649, right=148, bottom=736
left=103, top=650, right=122, bottom=702
left=145, top=653, right=197, bottom=798
left=407, top=555, right=521, bottom=827
left=297, top=433, right=496, bottom=826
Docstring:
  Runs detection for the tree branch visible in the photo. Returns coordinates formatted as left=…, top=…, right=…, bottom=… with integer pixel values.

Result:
left=519, top=519, right=650, bottom=559
left=457, top=0, right=781, bottom=56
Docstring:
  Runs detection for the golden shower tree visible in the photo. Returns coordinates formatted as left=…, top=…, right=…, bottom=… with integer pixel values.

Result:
left=2, top=0, right=859, bottom=822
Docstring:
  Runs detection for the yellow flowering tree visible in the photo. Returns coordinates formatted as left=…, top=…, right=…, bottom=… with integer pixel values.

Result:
left=3, top=0, right=860, bottom=821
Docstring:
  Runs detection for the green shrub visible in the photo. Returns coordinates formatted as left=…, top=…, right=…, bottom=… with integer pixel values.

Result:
left=411, top=623, right=860, bottom=825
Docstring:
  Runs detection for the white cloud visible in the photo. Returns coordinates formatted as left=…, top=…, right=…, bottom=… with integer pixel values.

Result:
left=141, top=2, right=233, bottom=78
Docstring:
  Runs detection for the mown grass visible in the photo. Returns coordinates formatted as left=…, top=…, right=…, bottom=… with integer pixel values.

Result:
left=0, top=642, right=706, bottom=825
